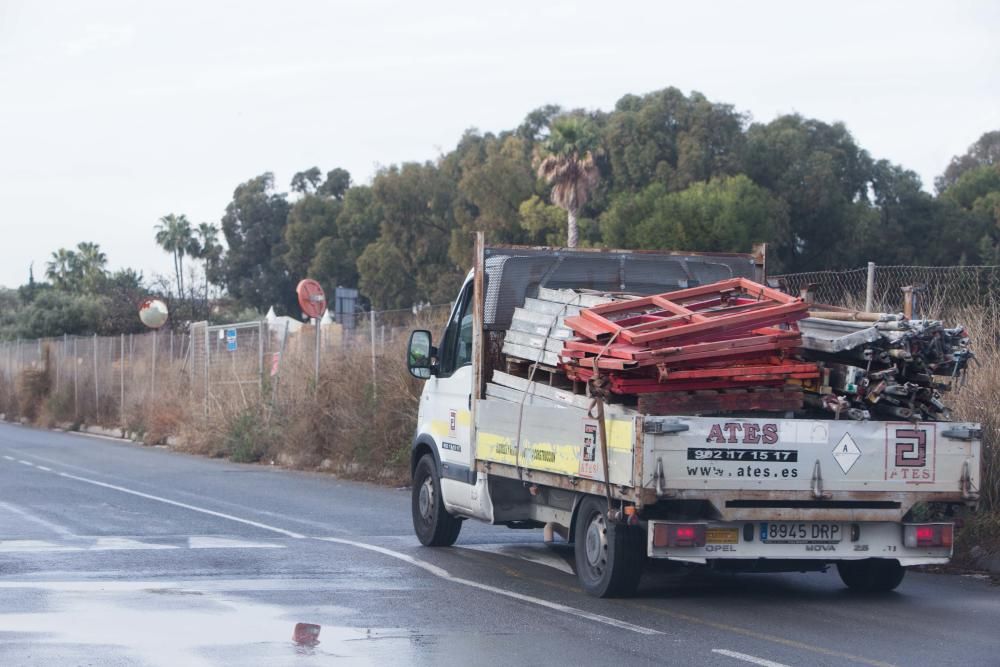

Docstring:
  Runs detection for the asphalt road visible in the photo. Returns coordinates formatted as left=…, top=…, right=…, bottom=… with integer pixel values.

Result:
left=0, top=422, right=997, bottom=667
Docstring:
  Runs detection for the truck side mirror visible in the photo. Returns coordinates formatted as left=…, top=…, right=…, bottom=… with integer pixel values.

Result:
left=407, top=330, right=435, bottom=379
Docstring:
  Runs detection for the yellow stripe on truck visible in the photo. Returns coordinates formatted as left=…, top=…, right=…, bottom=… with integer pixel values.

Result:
left=478, top=418, right=634, bottom=476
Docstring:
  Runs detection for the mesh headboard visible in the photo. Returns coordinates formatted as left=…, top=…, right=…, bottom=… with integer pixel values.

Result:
left=482, top=246, right=761, bottom=331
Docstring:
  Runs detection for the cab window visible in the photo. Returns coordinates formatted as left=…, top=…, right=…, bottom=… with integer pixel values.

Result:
left=437, top=281, right=473, bottom=377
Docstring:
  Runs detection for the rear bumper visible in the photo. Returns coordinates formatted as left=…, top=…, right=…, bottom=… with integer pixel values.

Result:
left=646, top=520, right=952, bottom=566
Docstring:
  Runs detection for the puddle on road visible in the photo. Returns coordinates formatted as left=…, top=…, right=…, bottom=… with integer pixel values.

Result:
left=0, top=583, right=428, bottom=667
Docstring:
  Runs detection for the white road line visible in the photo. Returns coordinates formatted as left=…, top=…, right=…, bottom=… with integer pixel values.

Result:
left=54, top=471, right=306, bottom=539
left=35, top=465, right=51, bottom=471
left=0, top=501, right=78, bottom=538
left=2, top=455, right=14, bottom=461
left=320, top=537, right=662, bottom=636
left=91, top=537, right=179, bottom=551
left=40, top=463, right=662, bottom=636
left=188, top=536, right=283, bottom=550
left=0, top=540, right=78, bottom=553
left=18, top=460, right=34, bottom=466
left=459, top=543, right=575, bottom=574
left=712, top=649, right=793, bottom=667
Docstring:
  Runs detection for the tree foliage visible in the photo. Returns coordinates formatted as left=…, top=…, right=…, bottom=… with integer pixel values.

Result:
left=602, top=176, right=788, bottom=264
left=11, top=87, right=996, bottom=339
left=219, top=173, right=296, bottom=315
left=199, top=107, right=997, bottom=314
left=935, top=131, right=1000, bottom=193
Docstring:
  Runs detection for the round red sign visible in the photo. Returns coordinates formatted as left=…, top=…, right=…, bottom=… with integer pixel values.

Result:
left=296, top=279, right=327, bottom=319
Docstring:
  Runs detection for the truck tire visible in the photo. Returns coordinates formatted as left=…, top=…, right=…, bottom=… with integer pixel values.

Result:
left=836, top=559, right=905, bottom=592
left=412, top=455, right=463, bottom=547
left=573, top=496, right=645, bottom=598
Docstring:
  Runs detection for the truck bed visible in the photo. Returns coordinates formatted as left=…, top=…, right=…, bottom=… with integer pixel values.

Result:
left=475, top=383, right=981, bottom=522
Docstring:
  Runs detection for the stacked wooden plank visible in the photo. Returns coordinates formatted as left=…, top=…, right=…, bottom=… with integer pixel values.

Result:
left=559, top=278, right=818, bottom=395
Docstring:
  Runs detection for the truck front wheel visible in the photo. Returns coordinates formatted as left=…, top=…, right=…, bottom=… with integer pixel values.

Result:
left=573, top=496, right=645, bottom=598
left=412, top=455, right=463, bottom=547
left=837, top=559, right=905, bottom=592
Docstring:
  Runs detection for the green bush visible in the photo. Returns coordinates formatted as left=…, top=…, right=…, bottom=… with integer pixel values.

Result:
left=224, top=409, right=272, bottom=463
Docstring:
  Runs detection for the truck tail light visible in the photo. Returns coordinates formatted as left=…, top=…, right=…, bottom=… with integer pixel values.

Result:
left=904, top=523, right=953, bottom=548
left=652, top=523, right=706, bottom=548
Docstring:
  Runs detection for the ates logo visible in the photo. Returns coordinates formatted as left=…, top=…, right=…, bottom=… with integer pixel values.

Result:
left=885, top=426, right=934, bottom=482
left=705, top=422, right=778, bottom=445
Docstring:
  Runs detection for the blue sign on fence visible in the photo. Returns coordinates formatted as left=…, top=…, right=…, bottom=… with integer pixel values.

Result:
left=225, top=328, right=237, bottom=352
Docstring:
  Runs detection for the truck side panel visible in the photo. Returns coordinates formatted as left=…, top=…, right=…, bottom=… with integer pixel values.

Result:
left=475, top=399, right=637, bottom=487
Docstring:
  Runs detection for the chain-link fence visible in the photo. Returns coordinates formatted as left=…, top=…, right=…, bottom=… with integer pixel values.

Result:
left=773, top=264, right=1000, bottom=312
left=0, top=303, right=453, bottom=432
left=0, top=331, right=192, bottom=425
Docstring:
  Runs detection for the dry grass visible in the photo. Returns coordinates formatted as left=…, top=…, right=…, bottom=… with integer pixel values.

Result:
left=947, top=306, right=1000, bottom=512
left=15, top=345, right=51, bottom=422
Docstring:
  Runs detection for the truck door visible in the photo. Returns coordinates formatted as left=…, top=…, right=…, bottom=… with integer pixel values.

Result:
left=429, top=278, right=475, bottom=490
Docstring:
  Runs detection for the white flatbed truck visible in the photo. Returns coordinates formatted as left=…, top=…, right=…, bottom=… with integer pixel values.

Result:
left=406, top=237, right=982, bottom=597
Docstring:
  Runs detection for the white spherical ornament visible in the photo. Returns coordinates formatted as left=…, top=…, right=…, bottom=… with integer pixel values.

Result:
left=139, top=298, right=169, bottom=329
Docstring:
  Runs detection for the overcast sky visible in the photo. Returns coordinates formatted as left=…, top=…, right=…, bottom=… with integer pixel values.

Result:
left=1, top=0, right=998, bottom=289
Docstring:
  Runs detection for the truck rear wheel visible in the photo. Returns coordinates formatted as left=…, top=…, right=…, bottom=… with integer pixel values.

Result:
left=412, top=455, right=463, bottom=547
left=837, top=559, right=905, bottom=592
left=573, top=496, right=644, bottom=598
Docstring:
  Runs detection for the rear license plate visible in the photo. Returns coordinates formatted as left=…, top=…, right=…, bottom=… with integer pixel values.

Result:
left=760, top=522, right=841, bottom=544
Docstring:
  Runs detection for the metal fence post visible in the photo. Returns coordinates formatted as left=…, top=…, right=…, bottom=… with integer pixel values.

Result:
left=203, top=323, right=210, bottom=417
left=73, top=337, right=78, bottom=419
left=865, top=261, right=876, bottom=312
left=54, top=337, right=60, bottom=393
left=120, top=333, right=125, bottom=432
left=93, top=333, right=99, bottom=417
left=313, top=317, right=323, bottom=389
left=258, top=320, right=265, bottom=394
left=370, top=309, right=377, bottom=400
left=272, top=320, right=289, bottom=402
left=151, top=330, right=157, bottom=401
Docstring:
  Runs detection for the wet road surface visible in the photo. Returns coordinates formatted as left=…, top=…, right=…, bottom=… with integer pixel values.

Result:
left=1, top=422, right=998, bottom=666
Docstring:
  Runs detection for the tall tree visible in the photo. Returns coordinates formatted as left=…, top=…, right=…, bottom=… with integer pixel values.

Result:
left=219, top=173, right=295, bottom=314
left=318, top=168, right=351, bottom=199
left=46, top=247, right=79, bottom=291
left=358, top=161, right=461, bottom=308
left=742, top=115, right=873, bottom=271
left=154, top=214, right=196, bottom=297
left=192, top=222, right=224, bottom=300
left=74, top=241, right=108, bottom=292
left=290, top=167, right=323, bottom=194
left=935, top=130, right=1000, bottom=193
left=535, top=116, right=601, bottom=248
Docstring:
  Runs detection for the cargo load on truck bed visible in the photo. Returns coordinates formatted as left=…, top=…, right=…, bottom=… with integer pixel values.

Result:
left=494, top=281, right=973, bottom=423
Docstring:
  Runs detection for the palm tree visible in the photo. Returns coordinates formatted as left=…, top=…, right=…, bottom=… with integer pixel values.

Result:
left=193, top=222, right=223, bottom=301
left=155, top=214, right=195, bottom=297
left=75, top=241, right=108, bottom=291
left=535, top=116, right=601, bottom=248
left=46, top=247, right=79, bottom=290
